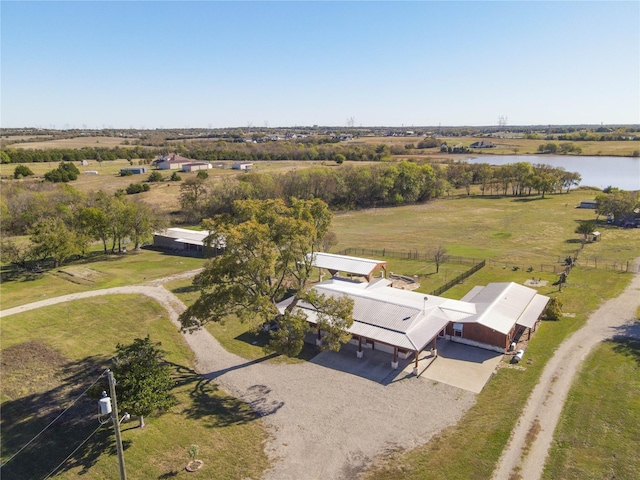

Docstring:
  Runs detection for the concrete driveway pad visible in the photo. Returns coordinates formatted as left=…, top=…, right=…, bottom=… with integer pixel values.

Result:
left=421, top=340, right=504, bottom=393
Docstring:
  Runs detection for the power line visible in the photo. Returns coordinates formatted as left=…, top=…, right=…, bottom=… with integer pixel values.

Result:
left=41, top=424, right=103, bottom=480
left=1, top=369, right=108, bottom=468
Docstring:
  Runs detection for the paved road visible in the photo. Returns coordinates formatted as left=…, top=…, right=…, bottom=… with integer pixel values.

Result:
left=491, top=261, right=640, bottom=480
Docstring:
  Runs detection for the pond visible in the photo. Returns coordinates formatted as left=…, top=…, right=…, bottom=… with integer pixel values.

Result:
left=464, top=155, right=640, bottom=191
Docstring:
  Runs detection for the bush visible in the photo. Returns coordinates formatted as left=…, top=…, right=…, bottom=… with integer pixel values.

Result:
left=170, top=172, right=182, bottom=181
left=120, top=169, right=134, bottom=176
left=196, top=170, right=209, bottom=179
left=43, top=162, right=79, bottom=183
left=126, top=183, right=150, bottom=194
left=543, top=296, right=563, bottom=320
left=13, top=165, right=34, bottom=178
left=147, top=170, right=164, bottom=182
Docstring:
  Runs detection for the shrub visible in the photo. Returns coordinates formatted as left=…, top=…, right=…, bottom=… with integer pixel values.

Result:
left=196, top=170, right=209, bottom=179
left=147, top=170, right=164, bottom=182
left=126, top=183, right=150, bottom=194
left=120, top=169, right=134, bottom=177
left=543, top=296, right=563, bottom=320
left=13, top=165, right=34, bottom=178
left=170, top=172, right=182, bottom=181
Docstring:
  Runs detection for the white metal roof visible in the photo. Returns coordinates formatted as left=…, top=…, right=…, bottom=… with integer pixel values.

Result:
left=154, top=228, right=225, bottom=248
left=307, top=252, right=387, bottom=277
left=457, top=282, right=548, bottom=334
left=279, top=277, right=475, bottom=351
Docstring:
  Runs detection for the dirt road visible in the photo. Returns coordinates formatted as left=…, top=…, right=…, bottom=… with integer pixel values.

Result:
left=491, top=262, right=640, bottom=480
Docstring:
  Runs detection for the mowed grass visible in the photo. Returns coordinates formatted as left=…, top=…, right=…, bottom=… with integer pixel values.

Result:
left=332, top=190, right=640, bottom=266
left=363, top=265, right=632, bottom=480
left=542, top=338, right=640, bottom=480
left=0, top=248, right=205, bottom=310
left=0, top=295, right=268, bottom=480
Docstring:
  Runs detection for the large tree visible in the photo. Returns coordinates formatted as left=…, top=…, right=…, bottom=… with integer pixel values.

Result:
left=595, top=191, right=639, bottom=225
left=112, top=336, right=175, bottom=429
left=179, top=198, right=353, bottom=356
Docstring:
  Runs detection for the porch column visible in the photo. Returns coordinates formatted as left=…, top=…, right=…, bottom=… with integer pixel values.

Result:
left=413, top=350, right=420, bottom=375
left=432, top=337, right=438, bottom=357
left=391, top=347, right=399, bottom=369
left=357, top=336, right=364, bottom=358
left=316, top=328, right=322, bottom=346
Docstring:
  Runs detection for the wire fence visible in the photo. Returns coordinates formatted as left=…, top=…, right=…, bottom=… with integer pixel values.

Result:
left=337, top=248, right=638, bottom=273
left=430, top=260, right=486, bottom=296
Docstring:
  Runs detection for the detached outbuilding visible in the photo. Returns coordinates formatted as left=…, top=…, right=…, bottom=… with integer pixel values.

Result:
left=153, top=228, right=225, bottom=257
left=120, top=166, right=147, bottom=175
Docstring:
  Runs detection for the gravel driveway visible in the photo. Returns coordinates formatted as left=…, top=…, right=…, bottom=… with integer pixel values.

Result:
left=1, top=274, right=476, bottom=480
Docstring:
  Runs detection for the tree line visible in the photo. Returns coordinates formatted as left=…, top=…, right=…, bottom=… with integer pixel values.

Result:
left=178, top=160, right=583, bottom=223
left=1, top=185, right=166, bottom=268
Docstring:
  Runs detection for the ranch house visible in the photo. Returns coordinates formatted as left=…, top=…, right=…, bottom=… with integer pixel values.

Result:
left=278, top=253, right=549, bottom=372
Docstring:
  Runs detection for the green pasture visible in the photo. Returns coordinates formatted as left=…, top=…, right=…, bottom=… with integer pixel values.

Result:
left=0, top=248, right=205, bottom=310
left=542, top=339, right=640, bottom=480
left=0, top=295, right=268, bottom=480
left=332, top=190, right=640, bottom=266
left=363, top=266, right=632, bottom=480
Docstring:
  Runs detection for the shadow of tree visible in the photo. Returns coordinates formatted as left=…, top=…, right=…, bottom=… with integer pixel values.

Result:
left=183, top=377, right=262, bottom=427
left=0, top=353, right=124, bottom=480
left=610, top=327, right=640, bottom=367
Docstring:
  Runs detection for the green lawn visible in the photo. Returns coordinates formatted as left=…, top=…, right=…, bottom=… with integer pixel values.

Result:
left=0, top=247, right=205, bottom=310
left=0, top=295, right=268, bottom=480
left=542, top=338, right=640, bottom=480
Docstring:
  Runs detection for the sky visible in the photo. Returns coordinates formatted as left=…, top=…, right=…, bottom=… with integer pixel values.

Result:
left=1, top=1, right=639, bottom=129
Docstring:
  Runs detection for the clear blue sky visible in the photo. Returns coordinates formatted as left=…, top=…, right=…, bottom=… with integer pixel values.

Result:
left=2, top=1, right=639, bottom=129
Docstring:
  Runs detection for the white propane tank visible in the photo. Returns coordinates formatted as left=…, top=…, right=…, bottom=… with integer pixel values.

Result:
left=99, top=393, right=112, bottom=415
left=513, top=349, right=525, bottom=363
left=509, top=342, right=516, bottom=352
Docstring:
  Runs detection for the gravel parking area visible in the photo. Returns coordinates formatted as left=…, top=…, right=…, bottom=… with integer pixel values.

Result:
left=1, top=279, right=477, bottom=480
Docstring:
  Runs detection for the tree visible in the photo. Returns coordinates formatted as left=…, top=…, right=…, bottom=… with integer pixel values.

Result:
left=196, top=170, right=209, bottom=179
left=178, top=198, right=351, bottom=356
left=29, top=216, right=81, bottom=268
left=127, top=200, right=167, bottom=250
left=13, top=165, right=34, bottom=178
left=112, top=336, right=175, bottom=428
left=334, top=154, right=345, bottom=165
left=147, top=170, right=164, bottom=182
left=595, top=191, right=639, bottom=225
left=265, top=310, right=309, bottom=357
left=170, top=171, right=181, bottom=181
left=43, top=162, right=80, bottom=183
left=303, top=290, right=354, bottom=352
left=179, top=177, right=209, bottom=223
left=575, top=220, right=596, bottom=247
left=430, top=245, right=448, bottom=273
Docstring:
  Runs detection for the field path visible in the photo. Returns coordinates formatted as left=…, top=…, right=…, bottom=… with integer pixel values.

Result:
left=491, top=260, right=640, bottom=480
left=1, top=271, right=476, bottom=480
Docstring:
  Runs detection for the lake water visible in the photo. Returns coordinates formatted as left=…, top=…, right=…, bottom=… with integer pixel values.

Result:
left=465, top=155, right=640, bottom=191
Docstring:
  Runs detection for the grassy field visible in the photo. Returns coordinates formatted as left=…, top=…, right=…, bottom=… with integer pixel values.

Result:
left=332, top=190, right=640, bottom=267
left=0, top=248, right=205, bottom=310
left=0, top=295, right=268, bottom=480
left=362, top=265, right=632, bottom=480
left=10, top=136, right=131, bottom=149
left=348, top=136, right=640, bottom=157
left=542, top=338, right=640, bottom=480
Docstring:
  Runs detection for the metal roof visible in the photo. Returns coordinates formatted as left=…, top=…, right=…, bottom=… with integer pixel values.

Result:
left=154, top=228, right=225, bottom=248
left=279, top=278, right=475, bottom=351
left=458, top=282, right=548, bottom=334
left=307, top=252, right=387, bottom=277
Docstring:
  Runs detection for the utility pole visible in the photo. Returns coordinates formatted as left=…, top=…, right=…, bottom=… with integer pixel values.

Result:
left=107, top=370, right=127, bottom=480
